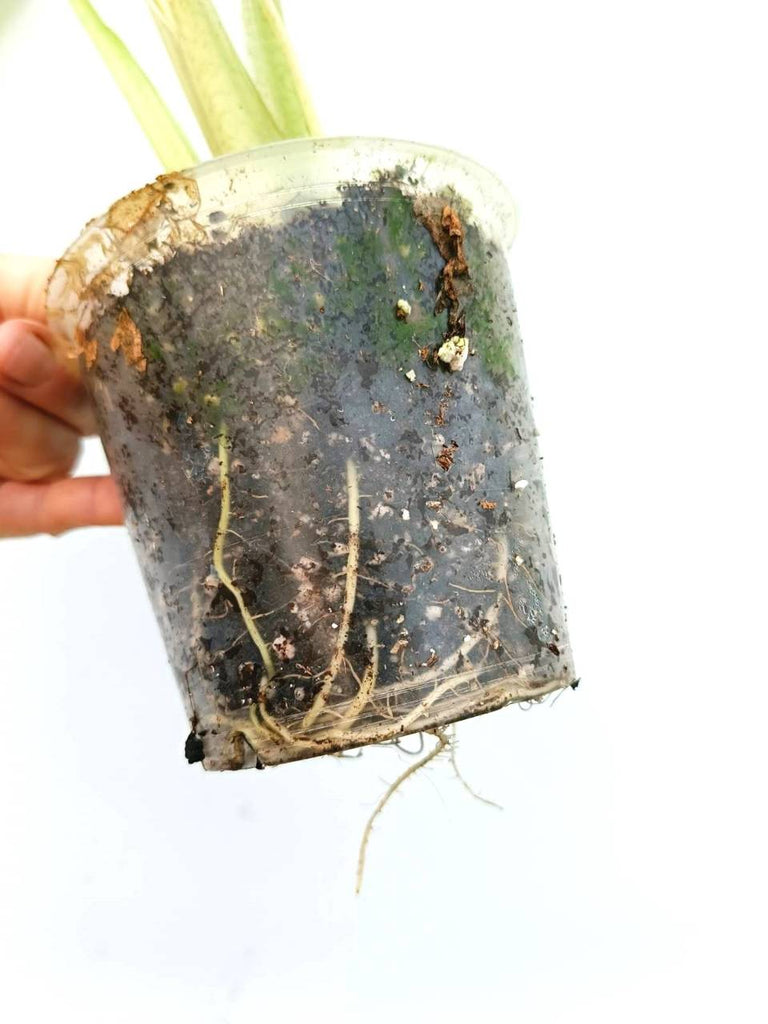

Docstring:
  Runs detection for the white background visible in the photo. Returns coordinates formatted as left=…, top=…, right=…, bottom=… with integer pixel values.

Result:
left=1, top=1, right=766, bottom=1020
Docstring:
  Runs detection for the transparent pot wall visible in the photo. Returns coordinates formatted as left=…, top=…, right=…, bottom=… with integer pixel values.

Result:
left=48, top=138, right=575, bottom=769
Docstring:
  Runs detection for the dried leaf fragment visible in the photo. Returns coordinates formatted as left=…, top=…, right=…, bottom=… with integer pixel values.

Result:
left=110, top=308, right=147, bottom=372
left=436, top=440, right=459, bottom=472
left=414, top=202, right=469, bottom=335
left=434, top=386, right=452, bottom=427
left=74, top=324, right=99, bottom=369
left=390, top=635, right=410, bottom=656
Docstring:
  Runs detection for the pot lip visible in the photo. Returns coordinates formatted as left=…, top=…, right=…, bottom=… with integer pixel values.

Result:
left=194, top=133, right=507, bottom=173
left=46, top=135, right=517, bottom=346
left=189, top=134, right=516, bottom=222
left=192, top=135, right=517, bottom=246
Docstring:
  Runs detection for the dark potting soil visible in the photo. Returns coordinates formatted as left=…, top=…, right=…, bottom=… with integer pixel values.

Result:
left=86, top=176, right=573, bottom=766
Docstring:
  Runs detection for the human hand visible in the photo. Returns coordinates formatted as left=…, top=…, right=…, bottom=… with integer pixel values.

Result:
left=0, top=254, right=123, bottom=537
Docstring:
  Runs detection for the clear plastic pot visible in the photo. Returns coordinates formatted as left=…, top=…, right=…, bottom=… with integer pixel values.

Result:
left=47, top=137, right=575, bottom=769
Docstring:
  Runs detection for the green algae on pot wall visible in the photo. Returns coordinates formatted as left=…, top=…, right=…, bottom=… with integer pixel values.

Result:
left=47, top=138, right=575, bottom=769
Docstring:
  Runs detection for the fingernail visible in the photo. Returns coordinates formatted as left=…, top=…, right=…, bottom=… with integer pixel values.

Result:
left=0, top=327, right=54, bottom=387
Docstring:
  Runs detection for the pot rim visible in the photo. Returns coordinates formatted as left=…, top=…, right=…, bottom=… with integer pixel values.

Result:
left=46, top=135, right=518, bottom=347
left=188, top=134, right=517, bottom=236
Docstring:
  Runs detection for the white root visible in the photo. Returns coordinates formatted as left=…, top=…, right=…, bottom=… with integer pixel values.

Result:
left=356, top=730, right=449, bottom=894
left=336, top=620, right=379, bottom=730
left=213, top=425, right=276, bottom=679
left=302, top=459, right=360, bottom=730
left=448, top=725, right=503, bottom=810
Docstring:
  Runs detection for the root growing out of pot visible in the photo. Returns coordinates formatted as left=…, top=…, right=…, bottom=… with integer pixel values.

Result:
left=356, top=728, right=450, bottom=894
left=447, top=724, right=503, bottom=811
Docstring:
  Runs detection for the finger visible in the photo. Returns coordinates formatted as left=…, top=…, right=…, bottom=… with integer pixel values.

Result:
left=0, top=320, right=97, bottom=436
left=0, top=254, right=53, bottom=325
left=0, top=475, right=123, bottom=537
left=0, top=390, right=80, bottom=482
